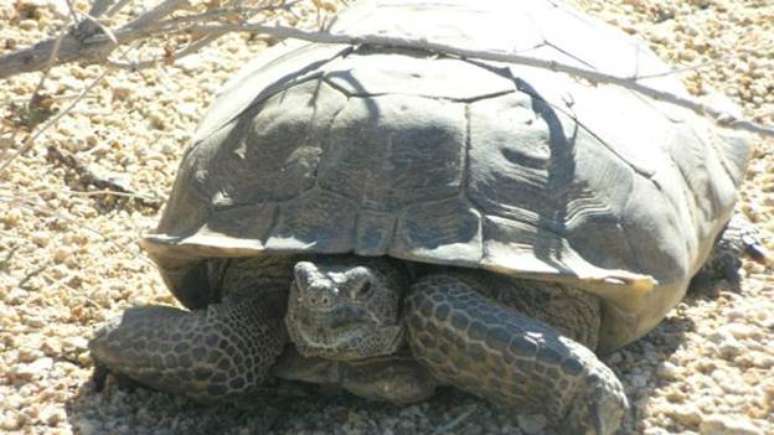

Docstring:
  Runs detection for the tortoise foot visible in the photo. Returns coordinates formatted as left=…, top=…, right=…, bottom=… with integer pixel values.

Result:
left=89, top=292, right=287, bottom=402
left=405, top=273, right=628, bottom=435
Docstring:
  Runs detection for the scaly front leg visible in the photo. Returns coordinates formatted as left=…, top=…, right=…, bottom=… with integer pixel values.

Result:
left=89, top=290, right=287, bottom=402
left=405, top=272, right=628, bottom=435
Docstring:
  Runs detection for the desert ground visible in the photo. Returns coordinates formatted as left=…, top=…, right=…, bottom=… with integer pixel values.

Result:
left=0, top=0, right=771, bottom=434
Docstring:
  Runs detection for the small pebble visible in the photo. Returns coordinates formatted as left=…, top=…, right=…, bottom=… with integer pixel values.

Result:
left=666, top=404, right=703, bottom=426
left=12, top=357, right=53, bottom=382
left=699, top=414, right=763, bottom=435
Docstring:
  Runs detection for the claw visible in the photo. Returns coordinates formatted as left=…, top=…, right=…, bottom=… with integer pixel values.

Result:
left=741, top=234, right=769, bottom=265
left=562, top=372, right=629, bottom=435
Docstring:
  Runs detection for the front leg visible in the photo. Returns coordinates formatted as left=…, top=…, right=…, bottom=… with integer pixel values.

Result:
left=89, top=290, right=287, bottom=402
left=405, top=273, right=628, bottom=435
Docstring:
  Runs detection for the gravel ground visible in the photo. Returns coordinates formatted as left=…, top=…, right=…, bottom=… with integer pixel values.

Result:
left=0, top=0, right=772, bottom=434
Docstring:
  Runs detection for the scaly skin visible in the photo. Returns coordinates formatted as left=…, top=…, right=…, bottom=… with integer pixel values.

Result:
left=285, top=256, right=408, bottom=361
left=286, top=258, right=628, bottom=434
left=89, top=285, right=288, bottom=402
left=404, top=273, right=628, bottom=435
left=91, top=228, right=761, bottom=426
left=89, top=256, right=293, bottom=402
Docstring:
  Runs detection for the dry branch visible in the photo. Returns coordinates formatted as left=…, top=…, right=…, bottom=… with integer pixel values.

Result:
left=184, top=23, right=774, bottom=136
left=0, top=0, right=771, bottom=138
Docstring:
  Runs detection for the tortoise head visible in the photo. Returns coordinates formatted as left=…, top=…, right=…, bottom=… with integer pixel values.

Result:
left=285, top=256, right=408, bottom=361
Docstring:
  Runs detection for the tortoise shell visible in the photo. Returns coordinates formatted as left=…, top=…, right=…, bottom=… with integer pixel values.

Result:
left=142, top=0, right=751, bottom=352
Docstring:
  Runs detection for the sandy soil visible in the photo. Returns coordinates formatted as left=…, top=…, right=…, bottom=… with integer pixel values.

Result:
left=0, top=0, right=771, bottom=434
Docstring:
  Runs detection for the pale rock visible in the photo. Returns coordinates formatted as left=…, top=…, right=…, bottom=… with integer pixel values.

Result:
left=666, top=403, right=703, bottom=426
left=707, top=330, right=730, bottom=345
left=4, top=394, right=23, bottom=410
left=112, top=85, right=132, bottom=100
left=62, top=336, right=89, bottom=353
left=720, top=323, right=758, bottom=340
left=2, top=287, right=28, bottom=305
left=665, top=388, right=686, bottom=403
left=0, top=412, right=24, bottom=431
left=77, top=351, right=92, bottom=366
left=707, top=330, right=743, bottom=359
left=711, top=370, right=746, bottom=395
left=718, top=337, right=743, bottom=359
left=51, top=247, right=70, bottom=264
left=657, top=362, right=680, bottom=380
left=699, top=414, right=763, bottom=435
left=18, top=19, right=37, bottom=31
left=177, top=103, right=199, bottom=118
left=23, top=315, right=45, bottom=328
left=176, top=55, right=206, bottom=73
left=12, top=357, right=53, bottom=381
left=39, top=405, right=64, bottom=426
left=30, top=231, right=49, bottom=247
left=20, top=0, right=69, bottom=15
left=17, top=346, right=43, bottom=363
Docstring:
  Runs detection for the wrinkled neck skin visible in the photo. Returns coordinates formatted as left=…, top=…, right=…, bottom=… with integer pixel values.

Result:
left=285, top=255, right=412, bottom=361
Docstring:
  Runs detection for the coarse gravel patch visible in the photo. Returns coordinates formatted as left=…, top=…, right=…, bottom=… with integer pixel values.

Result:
left=1, top=0, right=771, bottom=434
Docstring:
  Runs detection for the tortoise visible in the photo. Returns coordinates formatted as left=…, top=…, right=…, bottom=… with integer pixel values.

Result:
left=89, top=0, right=767, bottom=433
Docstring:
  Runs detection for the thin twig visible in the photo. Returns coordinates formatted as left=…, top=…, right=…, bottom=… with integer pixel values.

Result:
left=634, top=53, right=740, bottom=81
left=0, top=0, right=770, bottom=136
left=45, top=146, right=164, bottom=208
left=125, top=0, right=189, bottom=30
left=27, top=31, right=67, bottom=113
left=0, top=245, right=19, bottom=272
left=107, top=31, right=227, bottom=70
left=158, top=3, right=301, bottom=28
left=105, top=0, right=133, bottom=17
left=89, top=0, right=122, bottom=17
left=0, top=68, right=110, bottom=173
left=78, top=11, right=120, bottom=45
left=65, top=0, right=82, bottom=26
left=432, top=405, right=478, bottom=434
left=105, top=1, right=296, bottom=70
left=33, top=181, right=164, bottom=205
left=174, top=23, right=774, bottom=136
left=18, top=261, right=50, bottom=290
